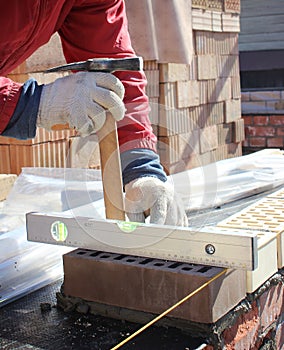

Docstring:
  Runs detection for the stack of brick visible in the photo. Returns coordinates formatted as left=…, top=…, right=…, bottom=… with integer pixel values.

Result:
left=158, top=0, right=244, bottom=174
left=1, top=34, right=76, bottom=175
left=1, top=1, right=245, bottom=176
left=144, top=60, right=160, bottom=134
left=0, top=128, right=75, bottom=175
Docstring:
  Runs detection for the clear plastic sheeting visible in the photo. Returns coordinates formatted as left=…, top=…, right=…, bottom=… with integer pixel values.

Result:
left=1, top=149, right=284, bottom=306
left=0, top=226, right=71, bottom=307
left=1, top=167, right=104, bottom=230
left=171, top=149, right=284, bottom=212
left=0, top=167, right=105, bottom=307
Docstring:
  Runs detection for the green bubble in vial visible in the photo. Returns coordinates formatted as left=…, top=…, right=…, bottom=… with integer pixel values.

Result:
left=51, top=221, right=68, bottom=242
left=117, top=221, right=140, bottom=233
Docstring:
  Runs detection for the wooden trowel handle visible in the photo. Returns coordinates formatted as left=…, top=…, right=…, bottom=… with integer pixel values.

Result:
left=97, top=113, right=125, bottom=221
left=50, top=115, right=125, bottom=221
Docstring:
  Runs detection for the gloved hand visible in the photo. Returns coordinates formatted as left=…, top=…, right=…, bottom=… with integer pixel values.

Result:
left=125, top=177, right=188, bottom=226
left=37, top=72, right=125, bottom=135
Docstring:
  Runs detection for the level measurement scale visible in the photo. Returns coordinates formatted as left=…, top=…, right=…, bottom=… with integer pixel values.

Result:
left=26, top=212, right=258, bottom=270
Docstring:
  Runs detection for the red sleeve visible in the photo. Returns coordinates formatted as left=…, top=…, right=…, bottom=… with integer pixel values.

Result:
left=58, top=0, right=157, bottom=152
left=0, top=77, right=23, bottom=133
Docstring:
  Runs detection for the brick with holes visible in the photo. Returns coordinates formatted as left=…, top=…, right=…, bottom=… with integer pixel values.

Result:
left=62, top=249, right=246, bottom=323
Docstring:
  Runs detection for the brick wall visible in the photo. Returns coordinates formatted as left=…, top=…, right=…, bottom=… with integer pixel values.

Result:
left=242, top=90, right=284, bottom=154
left=209, top=272, right=284, bottom=350
left=243, top=115, right=284, bottom=153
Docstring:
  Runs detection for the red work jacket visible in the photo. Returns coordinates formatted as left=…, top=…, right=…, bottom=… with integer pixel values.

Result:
left=0, top=0, right=156, bottom=152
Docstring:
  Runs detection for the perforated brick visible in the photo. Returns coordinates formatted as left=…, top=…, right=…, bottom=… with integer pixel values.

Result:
left=192, top=0, right=208, bottom=9
left=208, top=0, right=223, bottom=11
left=63, top=249, right=246, bottom=324
left=224, top=0, right=240, bottom=13
left=219, top=197, right=284, bottom=233
left=218, top=193, right=284, bottom=290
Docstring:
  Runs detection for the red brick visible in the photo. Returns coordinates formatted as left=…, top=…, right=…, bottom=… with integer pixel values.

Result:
left=276, top=127, right=284, bottom=136
left=242, top=116, right=252, bottom=125
left=246, top=126, right=275, bottom=137
left=222, top=301, right=260, bottom=350
left=259, top=283, right=284, bottom=332
left=249, top=137, right=266, bottom=147
left=275, top=320, right=284, bottom=350
left=253, top=116, right=269, bottom=126
left=270, top=116, right=284, bottom=126
left=267, top=137, right=284, bottom=148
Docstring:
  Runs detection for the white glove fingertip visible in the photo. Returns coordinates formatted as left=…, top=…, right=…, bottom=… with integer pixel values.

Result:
left=109, top=103, right=126, bottom=122
left=93, top=73, right=125, bottom=99
left=92, top=88, right=125, bottom=121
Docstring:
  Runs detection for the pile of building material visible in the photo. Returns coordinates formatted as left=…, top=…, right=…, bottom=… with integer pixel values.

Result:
left=2, top=0, right=243, bottom=176
left=0, top=129, right=75, bottom=175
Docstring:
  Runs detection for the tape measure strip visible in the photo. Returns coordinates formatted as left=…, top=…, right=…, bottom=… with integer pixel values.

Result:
left=110, top=268, right=228, bottom=350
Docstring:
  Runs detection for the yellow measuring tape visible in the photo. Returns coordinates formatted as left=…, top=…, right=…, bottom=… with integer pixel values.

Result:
left=110, top=268, right=228, bottom=350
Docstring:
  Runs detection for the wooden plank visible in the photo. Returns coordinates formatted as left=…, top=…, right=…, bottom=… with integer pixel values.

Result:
left=97, top=115, right=125, bottom=221
left=26, top=212, right=258, bottom=270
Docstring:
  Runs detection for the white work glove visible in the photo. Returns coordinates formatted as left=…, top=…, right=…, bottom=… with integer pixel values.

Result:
left=37, top=72, right=125, bottom=135
left=125, top=177, right=188, bottom=226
